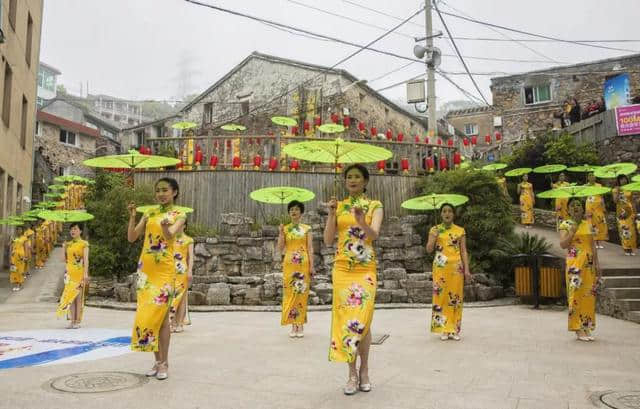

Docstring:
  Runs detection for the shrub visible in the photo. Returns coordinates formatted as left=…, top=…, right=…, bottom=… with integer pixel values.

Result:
left=416, top=169, right=514, bottom=284
left=186, top=222, right=219, bottom=238
left=85, top=171, right=154, bottom=279
left=489, top=231, right=552, bottom=286
left=504, top=132, right=598, bottom=169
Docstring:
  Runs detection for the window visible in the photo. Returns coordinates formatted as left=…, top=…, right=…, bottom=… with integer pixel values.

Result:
left=36, top=96, right=44, bottom=108
left=8, top=0, right=17, bottom=31
left=0, top=168, right=5, bottom=218
left=2, top=63, right=13, bottom=126
left=0, top=4, right=5, bottom=44
left=7, top=175, right=14, bottom=214
left=25, top=13, right=33, bottom=66
left=204, top=102, right=212, bottom=123
left=20, top=96, right=27, bottom=149
left=59, top=129, right=77, bottom=146
left=16, top=183, right=22, bottom=213
left=153, top=125, right=163, bottom=138
left=524, top=84, right=551, bottom=105
left=241, top=101, right=250, bottom=115
left=464, top=123, right=478, bottom=136
left=35, top=121, right=41, bottom=136
left=37, top=70, right=55, bottom=92
left=135, top=131, right=144, bottom=147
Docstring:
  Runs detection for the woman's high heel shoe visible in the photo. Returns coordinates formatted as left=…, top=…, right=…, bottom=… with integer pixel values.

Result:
left=145, top=361, right=161, bottom=377
left=344, top=375, right=359, bottom=395
left=156, top=361, right=168, bottom=380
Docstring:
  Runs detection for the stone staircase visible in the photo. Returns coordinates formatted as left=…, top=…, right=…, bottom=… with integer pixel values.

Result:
left=599, top=266, right=640, bottom=324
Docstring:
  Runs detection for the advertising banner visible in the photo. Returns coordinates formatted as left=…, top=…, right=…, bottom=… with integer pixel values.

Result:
left=604, top=73, right=631, bottom=110
left=615, top=104, right=640, bottom=136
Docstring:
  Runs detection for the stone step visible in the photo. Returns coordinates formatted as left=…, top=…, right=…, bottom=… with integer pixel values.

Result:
left=616, top=299, right=640, bottom=310
left=628, top=311, right=640, bottom=324
left=601, top=267, right=640, bottom=277
left=603, top=288, right=640, bottom=299
left=602, top=276, right=640, bottom=288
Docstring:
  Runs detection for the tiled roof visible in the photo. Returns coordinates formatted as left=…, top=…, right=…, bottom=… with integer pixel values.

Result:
left=36, top=111, right=100, bottom=138
left=445, top=106, right=494, bottom=117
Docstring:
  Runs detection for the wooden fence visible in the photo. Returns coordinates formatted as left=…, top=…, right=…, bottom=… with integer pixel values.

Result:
left=565, top=109, right=617, bottom=144
left=134, top=170, right=422, bottom=227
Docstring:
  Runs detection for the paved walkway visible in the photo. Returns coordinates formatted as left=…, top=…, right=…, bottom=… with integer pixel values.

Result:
left=0, top=304, right=639, bottom=409
left=0, top=247, right=64, bottom=305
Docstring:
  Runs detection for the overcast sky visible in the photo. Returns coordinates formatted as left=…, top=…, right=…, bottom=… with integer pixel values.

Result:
left=41, top=0, right=640, bottom=108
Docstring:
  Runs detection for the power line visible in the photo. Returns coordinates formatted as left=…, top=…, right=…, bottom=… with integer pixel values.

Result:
left=433, top=1, right=490, bottom=105
left=342, top=0, right=424, bottom=29
left=438, top=9, right=639, bottom=53
left=439, top=0, right=559, bottom=64
left=368, top=61, right=418, bottom=83
left=185, top=0, right=425, bottom=125
left=444, top=36, right=640, bottom=43
left=436, top=70, right=487, bottom=105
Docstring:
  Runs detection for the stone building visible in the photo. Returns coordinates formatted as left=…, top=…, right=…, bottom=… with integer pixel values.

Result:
left=88, top=93, right=150, bottom=127
left=445, top=106, right=495, bottom=140
left=491, top=53, right=640, bottom=142
left=0, top=0, right=43, bottom=266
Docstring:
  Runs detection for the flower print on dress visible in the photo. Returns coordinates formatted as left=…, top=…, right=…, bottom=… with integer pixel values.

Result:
left=343, top=283, right=369, bottom=308
left=567, top=247, right=578, bottom=258
left=346, top=319, right=365, bottom=334
left=345, top=240, right=372, bottom=265
left=136, top=271, right=148, bottom=291
left=364, top=275, right=375, bottom=286
left=153, top=283, right=173, bottom=305
left=431, top=313, right=446, bottom=329
left=286, top=224, right=306, bottom=239
left=433, top=278, right=445, bottom=296
left=342, top=335, right=361, bottom=358
left=448, top=292, right=462, bottom=309
left=347, top=226, right=366, bottom=240
left=288, top=307, right=300, bottom=320
left=291, top=251, right=304, bottom=265
left=568, top=275, right=582, bottom=290
left=580, top=314, right=594, bottom=330
left=434, top=252, right=448, bottom=268
left=135, top=327, right=155, bottom=348
left=292, top=279, right=307, bottom=294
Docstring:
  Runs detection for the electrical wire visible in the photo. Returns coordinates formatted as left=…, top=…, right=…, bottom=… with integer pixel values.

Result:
left=185, top=0, right=424, bottom=124
left=444, top=36, right=640, bottom=43
left=368, top=61, right=418, bottom=83
left=433, top=2, right=490, bottom=105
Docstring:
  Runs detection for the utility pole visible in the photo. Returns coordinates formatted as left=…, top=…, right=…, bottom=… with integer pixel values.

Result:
left=425, top=0, right=437, bottom=137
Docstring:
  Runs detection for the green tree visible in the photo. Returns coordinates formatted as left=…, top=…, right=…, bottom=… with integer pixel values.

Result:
left=85, top=171, right=154, bottom=279
left=417, top=169, right=515, bottom=284
left=504, top=132, right=598, bottom=168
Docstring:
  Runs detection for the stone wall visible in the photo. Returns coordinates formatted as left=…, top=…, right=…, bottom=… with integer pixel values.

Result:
left=35, top=122, right=96, bottom=176
left=596, top=134, right=640, bottom=166
left=104, top=212, right=506, bottom=305
left=445, top=107, right=495, bottom=139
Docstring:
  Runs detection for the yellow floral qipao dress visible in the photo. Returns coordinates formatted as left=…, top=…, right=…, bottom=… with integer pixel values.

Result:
left=329, top=197, right=382, bottom=363
left=430, top=224, right=466, bottom=334
left=56, top=238, right=89, bottom=320
left=559, top=220, right=596, bottom=331
left=553, top=182, right=570, bottom=230
left=614, top=188, right=637, bottom=251
left=132, top=205, right=186, bottom=352
left=281, top=223, right=312, bottom=325
left=10, top=236, right=28, bottom=285
left=585, top=183, right=609, bottom=241
left=519, top=182, right=534, bottom=225
left=171, top=233, right=193, bottom=317
left=24, top=228, right=34, bottom=269
left=496, top=177, right=509, bottom=198
left=35, top=224, right=46, bottom=268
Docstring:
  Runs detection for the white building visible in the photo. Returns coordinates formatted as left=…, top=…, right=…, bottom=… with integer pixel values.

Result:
left=37, top=61, right=60, bottom=107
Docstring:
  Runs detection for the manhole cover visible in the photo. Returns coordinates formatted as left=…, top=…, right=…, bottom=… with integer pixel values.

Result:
left=48, top=372, right=148, bottom=393
left=601, top=391, right=640, bottom=409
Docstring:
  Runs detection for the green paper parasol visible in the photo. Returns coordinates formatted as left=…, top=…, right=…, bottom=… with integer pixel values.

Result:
left=33, top=201, right=58, bottom=209
left=43, top=192, right=63, bottom=199
left=567, top=164, right=602, bottom=173
left=537, top=185, right=611, bottom=199
left=621, top=182, right=640, bottom=192
left=593, top=163, right=638, bottom=179
left=460, top=161, right=471, bottom=169
left=632, top=175, right=640, bottom=183
left=481, top=163, right=507, bottom=171
left=171, top=121, right=197, bottom=130
left=250, top=187, right=315, bottom=205
left=505, top=168, right=532, bottom=177
left=37, top=210, right=95, bottom=223
left=54, top=175, right=80, bottom=183
left=533, top=164, right=567, bottom=174
left=136, top=205, right=194, bottom=214
left=48, top=184, right=67, bottom=191
left=83, top=150, right=180, bottom=169
left=0, top=219, right=24, bottom=226
left=22, top=210, right=43, bottom=217
left=16, top=216, right=38, bottom=222
left=221, top=123, right=247, bottom=132
left=318, top=124, right=345, bottom=134
left=401, top=193, right=469, bottom=211
left=271, top=116, right=297, bottom=127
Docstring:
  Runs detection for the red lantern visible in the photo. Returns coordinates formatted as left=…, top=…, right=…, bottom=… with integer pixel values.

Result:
left=447, top=138, right=454, bottom=147
left=386, top=129, right=392, bottom=141
left=495, top=131, right=502, bottom=141
left=485, top=134, right=491, bottom=145
left=358, top=121, right=366, bottom=133
left=195, top=149, right=203, bottom=166
left=425, top=157, right=434, bottom=173
left=232, top=156, right=241, bottom=169
left=463, top=137, right=469, bottom=146
left=314, top=116, right=321, bottom=128
left=397, top=132, right=404, bottom=142
left=209, top=154, right=218, bottom=169
left=226, top=140, right=232, bottom=148
left=377, top=160, right=386, bottom=174
left=291, top=125, right=299, bottom=136
left=253, top=155, right=262, bottom=170
left=414, top=135, right=420, bottom=143
left=425, top=136, right=430, bottom=144
left=453, top=152, right=461, bottom=168
left=437, top=138, right=442, bottom=146
left=331, top=113, right=339, bottom=124
left=370, top=127, right=377, bottom=138
left=138, top=146, right=145, bottom=154
left=268, top=157, right=278, bottom=171
left=303, top=120, right=310, bottom=133
left=177, top=160, right=184, bottom=170
left=401, top=158, right=409, bottom=174
left=290, top=159, right=300, bottom=171
left=343, top=117, right=351, bottom=128
left=471, top=135, right=477, bottom=145
left=440, top=157, right=448, bottom=171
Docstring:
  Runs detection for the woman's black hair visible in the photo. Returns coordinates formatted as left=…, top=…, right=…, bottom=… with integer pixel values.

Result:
left=155, top=177, right=180, bottom=200
left=616, top=174, right=629, bottom=186
left=69, top=222, right=83, bottom=231
left=439, top=202, right=455, bottom=212
left=287, top=200, right=305, bottom=213
left=343, top=164, right=370, bottom=193
left=568, top=197, right=585, bottom=208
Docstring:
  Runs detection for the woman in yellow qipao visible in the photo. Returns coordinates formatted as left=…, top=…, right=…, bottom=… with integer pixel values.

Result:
left=612, top=175, right=637, bottom=256
left=517, top=173, right=534, bottom=228
left=585, top=172, right=608, bottom=249
left=127, top=177, right=186, bottom=380
left=277, top=200, right=314, bottom=338
left=559, top=198, right=601, bottom=341
left=10, top=226, right=30, bottom=292
left=24, top=223, right=35, bottom=274
left=553, top=172, right=571, bottom=230
left=170, top=223, right=193, bottom=333
left=35, top=221, right=47, bottom=268
left=496, top=172, right=509, bottom=199
left=56, top=223, right=89, bottom=328
left=426, top=203, right=472, bottom=341
left=324, top=164, right=383, bottom=396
